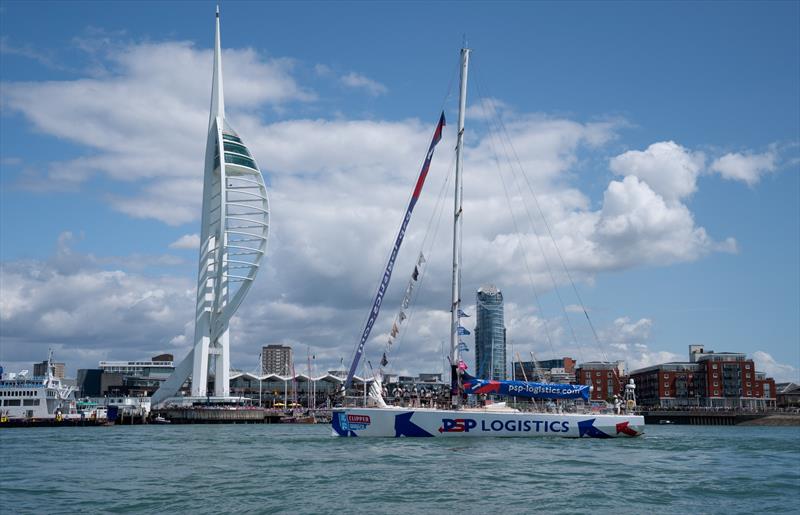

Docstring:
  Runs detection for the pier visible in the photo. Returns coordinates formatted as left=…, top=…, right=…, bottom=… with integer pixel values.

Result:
left=641, top=410, right=800, bottom=426
left=152, top=407, right=272, bottom=424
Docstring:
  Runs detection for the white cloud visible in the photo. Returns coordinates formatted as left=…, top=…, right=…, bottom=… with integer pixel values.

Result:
left=340, top=71, right=388, bottom=96
left=168, top=234, right=200, bottom=250
left=593, top=175, right=733, bottom=267
left=610, top=141, right=705, bottom=202
left=1, top=34, right=771, bottom=378
left=710, top=149, right=777, bottom=186
left=1, top=39, right=313, bottom=224
left=752, top=351, right=798, bottom=383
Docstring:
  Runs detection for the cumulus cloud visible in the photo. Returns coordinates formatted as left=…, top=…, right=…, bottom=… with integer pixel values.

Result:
left=339, top=71, right=388, bottom=96
left=610, top=141, right=705, bottom=202
left=1, top=39, right=313, bottom=223
left=753, top=351, right=798, bottom=383
left=710, top=149, right=777, bottom=186
left=0, top=250, right=195, bottom=371
left=1, top=33, right=771, bottom=378
left=168, top=234, right=200, bottom=250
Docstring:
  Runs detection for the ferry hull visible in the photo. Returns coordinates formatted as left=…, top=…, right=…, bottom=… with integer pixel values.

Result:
left=332, top=407, right=644, bottom=438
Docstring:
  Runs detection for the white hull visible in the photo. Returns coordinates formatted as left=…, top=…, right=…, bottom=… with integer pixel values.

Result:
left=332, top=407, right=644, bottom=438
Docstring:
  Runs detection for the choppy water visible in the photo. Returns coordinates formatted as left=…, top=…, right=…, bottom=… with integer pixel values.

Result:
left=1, top=424, right=798, bottom=514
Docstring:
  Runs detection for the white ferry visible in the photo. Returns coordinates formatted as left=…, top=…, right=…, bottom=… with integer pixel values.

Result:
left=0, top=352, right=79, bottom=425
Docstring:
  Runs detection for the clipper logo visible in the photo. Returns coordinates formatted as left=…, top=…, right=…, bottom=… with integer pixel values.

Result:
left=346, top=414, right=370, bottom=430
left=439, top=418, right=477, bottom=433
left=340, top=413, right=371, bottom=431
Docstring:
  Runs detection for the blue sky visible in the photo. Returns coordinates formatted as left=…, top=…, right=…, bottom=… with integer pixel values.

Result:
left=1, top=1, right=798, bottom=381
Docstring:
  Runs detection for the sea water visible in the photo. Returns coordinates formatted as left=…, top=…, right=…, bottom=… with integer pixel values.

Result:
left=1, top=424, right=798, bottom=514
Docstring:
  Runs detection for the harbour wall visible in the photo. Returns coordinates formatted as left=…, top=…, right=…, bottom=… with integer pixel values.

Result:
left=642, top=411, right=800, bottom=426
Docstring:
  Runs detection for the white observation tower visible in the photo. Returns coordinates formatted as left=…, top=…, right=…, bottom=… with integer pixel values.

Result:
left=152, top=7, right=270, bottom=405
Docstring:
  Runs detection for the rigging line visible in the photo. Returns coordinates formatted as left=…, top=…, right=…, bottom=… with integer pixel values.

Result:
left=474, top=74, right=621, bottom=386
left=472, top=72, right=566, bottom=364
left=473, top=72, right=585, bottom=365
left=381, top=154, right=456, bottom=373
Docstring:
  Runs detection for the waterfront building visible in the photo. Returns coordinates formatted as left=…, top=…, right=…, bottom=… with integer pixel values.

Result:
left=418, top=373, right=443, bottom=383
left=77, top=369, right=103, bottom=396
left=776, top=383, right=800, bottom=408
left=629, top=346, right=776, bottom=408
left=33, top=360, right=65, bottom=379
left=77, top=354, right=175, bottom=397
left=513, top=357, right=576, bottom=382
left=628, top=362, right=700, bottom=407
left=98, top=356, right=174, bottom=376
left=151, top=7, right=270, bottom=406
left=228, top=371, right=372, bottom=408
left=575, top=361, right=626, bottom=402
left=261, top=345, right=293, bottom=375
left=474, top=285, right=507, bottom=380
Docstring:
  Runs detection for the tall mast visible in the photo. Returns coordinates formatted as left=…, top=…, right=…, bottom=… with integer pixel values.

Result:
left=450, top=46, right=470, bottom=407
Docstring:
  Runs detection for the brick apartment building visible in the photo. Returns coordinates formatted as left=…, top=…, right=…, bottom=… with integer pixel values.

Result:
left=513, top=357, right=576, bottom=383
left=629, top=346, right=776, bottom=408
left=575, top=361, right=626, bottom=402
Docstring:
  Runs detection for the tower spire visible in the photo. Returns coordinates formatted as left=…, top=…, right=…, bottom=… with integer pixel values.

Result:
left=209, top=5, right=225, bottom=129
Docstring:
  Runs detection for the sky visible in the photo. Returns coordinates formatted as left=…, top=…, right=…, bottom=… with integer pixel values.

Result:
left=1, top=1, right=798, bottom=382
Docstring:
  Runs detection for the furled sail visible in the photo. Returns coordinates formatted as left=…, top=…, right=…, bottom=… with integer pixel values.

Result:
left=344, top=113, right=446, bottom=390
left=462, top=373, right=590, bottom=401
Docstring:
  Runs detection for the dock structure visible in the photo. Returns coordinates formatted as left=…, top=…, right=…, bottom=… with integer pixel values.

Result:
left=152, top=407, right=275, bottom=424
left=642, top=410, right=800, bottom=426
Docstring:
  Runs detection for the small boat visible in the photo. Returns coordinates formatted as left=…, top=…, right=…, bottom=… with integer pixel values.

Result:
left=281, top=414, right=317, bottom=424
left=659, top=419, right=675, bottom=425
left=152, top=415, right=171, bottom=424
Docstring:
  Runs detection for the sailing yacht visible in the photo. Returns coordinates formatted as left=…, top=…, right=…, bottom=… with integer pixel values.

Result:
left=332, top=47, right=644, bottom=438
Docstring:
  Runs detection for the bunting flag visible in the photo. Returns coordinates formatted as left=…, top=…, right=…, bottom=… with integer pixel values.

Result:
left=458, top=342, right=470, bottom=352
left=412, top=266, right=419, bottom=281
left=391, top=323, right=399, bottom=338
left=417, top=252, right=426, bottom=266
left=345, top=113, right=446, bottom=390
left=380, top=353, right=389, bottom=367
left=387, top=338, right=394, bottom=347
left=458, top=309, right=470, bottom=318
left=457, top=326, right=471, bottom=336
left=402, top=295, right=410, bottom=309
left=399, top=311, right=407, bottom=322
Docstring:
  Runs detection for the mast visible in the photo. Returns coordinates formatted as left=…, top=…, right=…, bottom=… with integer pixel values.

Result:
left=450, top=46, right=470, bottom=407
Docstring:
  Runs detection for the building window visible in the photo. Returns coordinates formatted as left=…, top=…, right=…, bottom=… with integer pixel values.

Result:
left=712, top=364, right=718, bottom=369
left=664, top=382, right=669, bottom=388
left=713, top=382, right=719, bottom=387
left=224, top=152, right=258, bottom=170
left=222, top=133, right=243, bottom=144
